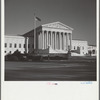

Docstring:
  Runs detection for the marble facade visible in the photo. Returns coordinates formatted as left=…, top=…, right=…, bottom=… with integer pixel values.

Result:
left=33, top=22, right=73, bottom=54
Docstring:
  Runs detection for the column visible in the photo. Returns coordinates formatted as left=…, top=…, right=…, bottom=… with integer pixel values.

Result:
left=44, top=32, right=45, bottom=49
left=62, top=33, right=64, bottom=50
left=63, top=33, right=65, bottom=50
left=66, top=33, right=68, bottom=51
left=61, top=33, right=62, bottom=50
left=67, top=33, right=69, bottom=50
left=56, top=33, right=58, bottom=49
left=59, top=32, right=61, bottom=50
left=58, top=32, right=60, bottom=50
left=45, top=32, right=47, bottom=49
left=64, top=33, right=66, bottom=50
left=25, top=37, right=28, bottom=53
left=70, top=33, right=72, bottom=51
left=39, top=32, right=41, bottom=49
left=42, top=31, right=44, bottom=49
left=58, top=33, right=60, bottom=50
left=52, top=32, right=54, bottom=49
left=44, top=31, right=47, bottom=49
left=48, top=32, right=50, bottom=46
left=56, top=32, right=58, bottom=49
left=55, top=32, right=56, bottom=50
left=54, top=32, right=55, bottom=49
left=51, top=32, right=52, bottom=48
left=48, top=32, right=49, bottom=46
left=47, top=31, right=48, bottom=48
left=57, top=33, right=59, bottom=49
left=49, top=32, right=51, bottom=46
left=53, top=32, right=55, bottom=49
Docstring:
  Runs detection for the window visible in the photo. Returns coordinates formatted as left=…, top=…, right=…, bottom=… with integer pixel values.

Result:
left=5, top=43, right=7, bottom=47
left=10, top=43, right=12, bottom=48
left=14, top=44, right=17, bottom=48
left=9, top=51, right=11, bottom=53
left=19, top=44, right=21, bottom=48
left=82, top=47, right=84, bottom=50
left=5, top=51, right=6, bottom=53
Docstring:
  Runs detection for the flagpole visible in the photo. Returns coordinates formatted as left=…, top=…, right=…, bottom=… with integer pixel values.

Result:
left=33, top=13, right=41, bottom=52
left=34, top=13, right=36, bottom=50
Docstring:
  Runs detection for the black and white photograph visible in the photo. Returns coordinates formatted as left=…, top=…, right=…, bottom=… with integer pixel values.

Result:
left=5, top=0, right=97, bottom=81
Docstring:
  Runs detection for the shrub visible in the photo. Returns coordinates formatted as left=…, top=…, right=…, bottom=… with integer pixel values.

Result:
left=5, top=55, right=19, bottom=61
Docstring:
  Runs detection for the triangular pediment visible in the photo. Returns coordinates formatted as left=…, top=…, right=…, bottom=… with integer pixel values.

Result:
left=42, top=22, right=73, bottom=30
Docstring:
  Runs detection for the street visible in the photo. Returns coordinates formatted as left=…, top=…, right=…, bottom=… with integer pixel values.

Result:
left=5, top=58, right=96, bottom=81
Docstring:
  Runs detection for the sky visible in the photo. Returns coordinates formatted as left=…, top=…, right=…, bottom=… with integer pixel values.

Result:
left=5, top=0, right=96, bottom=45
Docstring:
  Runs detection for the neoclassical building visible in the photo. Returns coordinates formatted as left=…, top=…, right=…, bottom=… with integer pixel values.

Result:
left=5, top=22, right=90, bottom=56
left=23, top=22, right=73, bottom=54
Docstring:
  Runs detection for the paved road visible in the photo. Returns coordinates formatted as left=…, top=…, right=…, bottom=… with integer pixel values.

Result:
left=5, top=60, right=96, bottom=81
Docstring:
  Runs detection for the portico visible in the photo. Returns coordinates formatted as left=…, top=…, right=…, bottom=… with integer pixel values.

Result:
left=38, top=31, right=72, bottom=50
left=35, top=22, right=73, bottom=54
